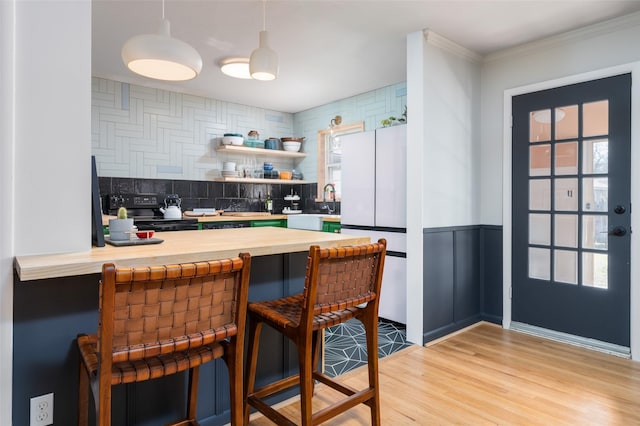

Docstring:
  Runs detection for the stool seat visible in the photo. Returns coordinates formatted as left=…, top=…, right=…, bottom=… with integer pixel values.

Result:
left=248, top=293, right=361, bottom=335
left=244, top=240, right=387, bottom=425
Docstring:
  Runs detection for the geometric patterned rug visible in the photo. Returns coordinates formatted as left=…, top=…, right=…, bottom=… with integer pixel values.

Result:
left=323, top=318, right=414, bottom=377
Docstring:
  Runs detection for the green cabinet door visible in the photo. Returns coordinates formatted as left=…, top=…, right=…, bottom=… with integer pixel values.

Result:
left=251, top=219, right=287, bottom=228
left=322, top=222, right=341, bottom=233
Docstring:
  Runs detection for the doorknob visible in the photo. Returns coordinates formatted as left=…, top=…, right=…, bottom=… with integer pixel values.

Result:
left=614, top=205, right=626, bottom=214
left=610, top=226, right=627, bottom=237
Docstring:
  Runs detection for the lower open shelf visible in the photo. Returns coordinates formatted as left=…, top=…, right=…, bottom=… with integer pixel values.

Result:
left=214, top=177, right=309, bottom=184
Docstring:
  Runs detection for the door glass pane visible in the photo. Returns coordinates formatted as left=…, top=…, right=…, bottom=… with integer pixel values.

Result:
left=555, top=105, right=578, bottom=140
left=583, top=100, right=608, bottom=137
left=554, top=250, right=577, bottom=285
left=583, top=139, right=608, bottom=174
left=555, top=178, right=578, bottom=211
left=582, top=215, right=608, bottom=250
left=529, top=247, right=550, bottom=280
left=583, top=252, right=608, bottom=289
left=582, top=177, right=608, bottom=212
left=530, top=144, right=550, bottom=176
left=555, top=214, right=577, bottom=247
left=530, top=109, right=551, bottom=142
left=555, top=142, right=578, bottom=175
left=529, top=179, right=550, bottom=210
left=529, top=214, right=550, bottom=245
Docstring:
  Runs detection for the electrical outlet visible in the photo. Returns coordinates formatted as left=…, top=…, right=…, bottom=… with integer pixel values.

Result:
left=30, top=393, right=53, bottom=426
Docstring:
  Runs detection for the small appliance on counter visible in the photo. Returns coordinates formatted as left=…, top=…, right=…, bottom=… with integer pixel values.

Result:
left=105, top=193, right=198, bottom=232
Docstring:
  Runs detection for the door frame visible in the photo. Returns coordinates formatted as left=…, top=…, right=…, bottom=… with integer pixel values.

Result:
left=502, top=63, right=640, bottom=359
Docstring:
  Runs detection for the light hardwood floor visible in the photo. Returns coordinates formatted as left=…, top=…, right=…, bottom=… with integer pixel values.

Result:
left=248, top=322, right=640, bottom=425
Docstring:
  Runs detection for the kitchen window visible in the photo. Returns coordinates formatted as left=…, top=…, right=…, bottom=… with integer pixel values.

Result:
left=316, top=121, right=364, bottom=200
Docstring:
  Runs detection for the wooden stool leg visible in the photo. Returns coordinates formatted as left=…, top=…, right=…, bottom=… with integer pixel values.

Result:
left=224, top=338, right=243, bottom=426
left=186, top=366, right=200, bottom=422
left=311, top=330, right=322, bottom=395
left=78, top=361, right=89, bottom=426
left=362, top=312, right=381, bottom=426
left=298, top=336, right=315, bottom=426
left=244, top=315, right=263, bottom=424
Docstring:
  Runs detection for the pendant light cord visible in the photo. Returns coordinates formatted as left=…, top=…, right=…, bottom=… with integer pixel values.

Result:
left=162, top=0, right=165, bottom=20
left=262, top=0, right=266, bottom=31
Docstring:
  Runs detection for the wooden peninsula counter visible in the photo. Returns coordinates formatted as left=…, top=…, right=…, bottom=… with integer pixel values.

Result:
left=15, top=227, right=369, bottom=281
left=12, top=227, right=370, bottom=425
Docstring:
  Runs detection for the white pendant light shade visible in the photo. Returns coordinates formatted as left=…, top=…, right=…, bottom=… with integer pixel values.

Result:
left=122, top=19, right=202, bottom=81
left=250, top=31, right=278, bottom=81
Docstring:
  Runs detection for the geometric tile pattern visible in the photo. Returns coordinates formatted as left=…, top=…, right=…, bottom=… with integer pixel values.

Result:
left=324, top=318, right=413, bottom=377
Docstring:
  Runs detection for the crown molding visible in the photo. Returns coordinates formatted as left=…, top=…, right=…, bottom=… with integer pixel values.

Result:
left=484, top=10, right=640, bottom=63
left=422, top=30, right=483, bottom=63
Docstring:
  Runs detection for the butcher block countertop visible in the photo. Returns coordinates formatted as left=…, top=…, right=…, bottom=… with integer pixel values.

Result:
left=14, top=227, right=368, bottom=281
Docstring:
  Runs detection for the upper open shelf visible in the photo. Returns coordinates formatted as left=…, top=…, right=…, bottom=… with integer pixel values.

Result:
left=216, top=145, right=306, bottom=158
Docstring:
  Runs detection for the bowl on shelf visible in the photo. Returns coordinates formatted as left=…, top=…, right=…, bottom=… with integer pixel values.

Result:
left=279, top=171, right=292, bottom=180
left=244, top=139, right=265, bottom=148
left=282, top=141, right=302, bottom=152
left=222, top=133, right=243, bottom=145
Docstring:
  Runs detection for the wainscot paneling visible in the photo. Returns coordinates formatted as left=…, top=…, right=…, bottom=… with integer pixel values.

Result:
left=423, top=225, right=503, bottom=343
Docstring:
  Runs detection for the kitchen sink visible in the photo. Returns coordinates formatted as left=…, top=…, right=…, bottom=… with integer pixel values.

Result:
left=286, top=214, right=340, bottom=231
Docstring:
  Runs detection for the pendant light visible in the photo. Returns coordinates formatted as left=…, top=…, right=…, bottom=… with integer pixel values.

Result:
left=249, top=0, right=278, bottom=81
left=122, top=0, right=202, bottom=81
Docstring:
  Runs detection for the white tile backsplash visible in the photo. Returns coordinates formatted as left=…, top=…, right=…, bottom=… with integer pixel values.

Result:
left=92, top=77, right=406, bottom=183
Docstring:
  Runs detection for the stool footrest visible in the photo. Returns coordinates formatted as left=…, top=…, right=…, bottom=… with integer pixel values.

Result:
left=312, top=371, right=358, bottom=396
left=312, top=388, right=376, bottom=425
left=251, top=374, right=300, bottom=399
left=248, top=395, right=297, bottom=426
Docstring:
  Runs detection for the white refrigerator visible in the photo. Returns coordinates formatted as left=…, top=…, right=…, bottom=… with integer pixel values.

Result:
left=340, top=125, right=407, bottom=324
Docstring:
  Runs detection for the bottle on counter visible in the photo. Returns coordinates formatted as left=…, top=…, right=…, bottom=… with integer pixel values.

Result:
left=265, top=193, right=273, bottom=213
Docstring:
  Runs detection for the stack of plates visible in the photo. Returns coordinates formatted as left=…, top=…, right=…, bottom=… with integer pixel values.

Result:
left=223, top=161, right=236, bottom=171
left=222, top=170, right=240, bottom=178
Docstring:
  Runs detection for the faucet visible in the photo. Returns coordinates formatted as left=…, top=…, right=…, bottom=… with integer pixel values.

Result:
left=322, top=183, right=336, bottom=214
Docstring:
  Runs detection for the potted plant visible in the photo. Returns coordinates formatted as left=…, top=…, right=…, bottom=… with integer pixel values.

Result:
left=108, top=207, right=134, bottom=241
left=380, top=106, right=407, bottom=127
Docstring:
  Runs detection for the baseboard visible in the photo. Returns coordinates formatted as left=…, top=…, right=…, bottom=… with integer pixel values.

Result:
left=510, top=321, right=631, bottom=358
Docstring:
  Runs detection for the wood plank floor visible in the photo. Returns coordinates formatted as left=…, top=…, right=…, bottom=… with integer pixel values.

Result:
left=247, top=322, right=640, bottom=425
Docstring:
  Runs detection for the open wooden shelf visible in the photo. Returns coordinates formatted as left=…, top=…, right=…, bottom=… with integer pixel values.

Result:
left=216, top=145, right=306, bottom=158
left=214, top=177, right=309, bottom=184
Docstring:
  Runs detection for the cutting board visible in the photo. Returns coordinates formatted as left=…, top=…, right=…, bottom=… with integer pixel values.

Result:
left=221, top=212, right=272, bottom=216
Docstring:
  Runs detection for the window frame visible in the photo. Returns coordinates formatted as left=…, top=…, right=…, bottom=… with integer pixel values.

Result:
left=316, top=121, right=364, bottom=201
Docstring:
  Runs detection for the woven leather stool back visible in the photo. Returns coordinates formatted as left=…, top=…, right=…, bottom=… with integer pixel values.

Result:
left=307, top=244, right=383, bottom=315
left=102, top=259, right=243, bottom=365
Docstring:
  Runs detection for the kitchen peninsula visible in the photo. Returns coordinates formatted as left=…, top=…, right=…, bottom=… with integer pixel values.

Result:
left=13, top=227, right=368, bottom=426
left=16, top=227, right=363, bottom=281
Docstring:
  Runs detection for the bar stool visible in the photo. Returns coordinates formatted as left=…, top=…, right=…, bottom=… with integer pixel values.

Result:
left=244, top=239, right=387, bottom=425
left=77, top=254, right=251, bottom=426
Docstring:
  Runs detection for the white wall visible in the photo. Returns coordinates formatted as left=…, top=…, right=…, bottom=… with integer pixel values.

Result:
left=15, top=0, right=91, bottom=255
left=422, top=33, right=481, bottom=228
left=0, top=1, right=15, bottom=423
left=406, top=31, right=425, bottom=345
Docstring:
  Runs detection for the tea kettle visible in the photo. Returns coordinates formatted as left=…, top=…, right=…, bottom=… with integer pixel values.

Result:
left=160, top=194, right=182, bottom=219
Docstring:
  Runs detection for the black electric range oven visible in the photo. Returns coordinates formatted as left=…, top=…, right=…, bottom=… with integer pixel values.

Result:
left=105, top=193, right=199, bottom=231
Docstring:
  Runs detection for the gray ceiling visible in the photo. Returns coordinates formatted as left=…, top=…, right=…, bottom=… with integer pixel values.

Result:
left=92, top=1, right=640, bottom=113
